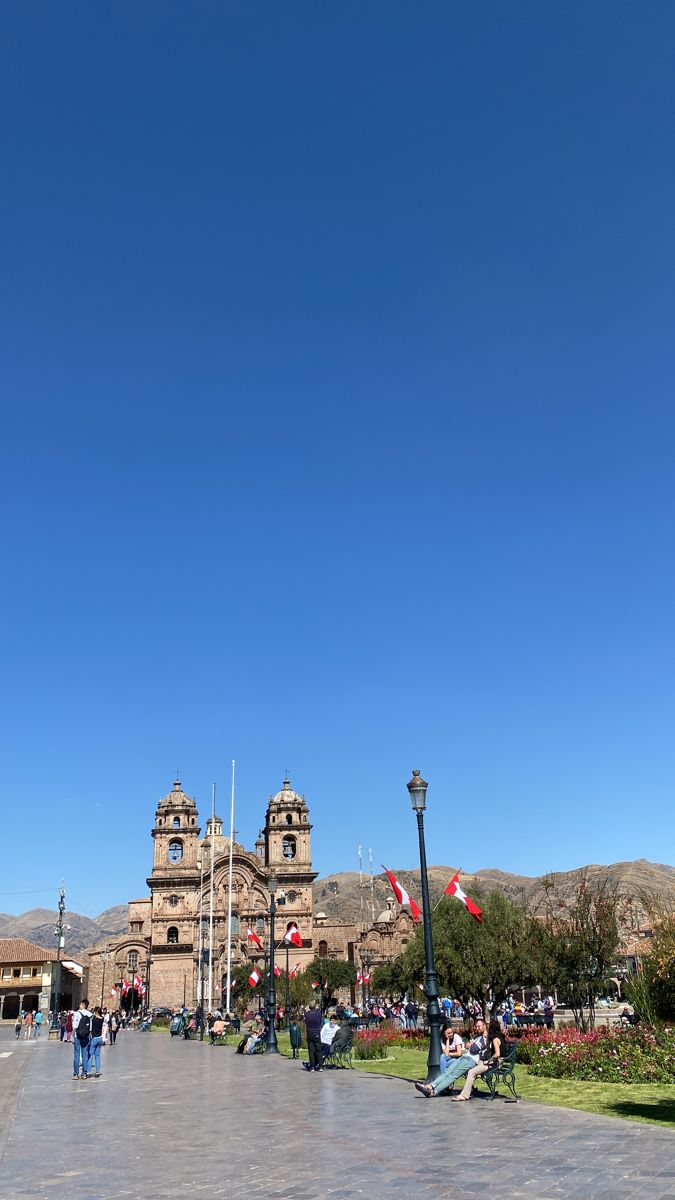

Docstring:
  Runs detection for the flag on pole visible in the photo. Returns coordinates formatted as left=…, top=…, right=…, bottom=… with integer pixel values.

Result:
left=363, top=972, right=371, bottom=984
left=382, top=866, right=421, bottom=922
left=133, top=975, right=142, bottom=991
left=444, top=872, right=483, bottom=923
left=272, top=965, right=282, bottom=978
left=248, top=968, right=261, bottom=987
left=247, top=927, right=264, bottom=950
left=356, top=970, right=363, bottom=985
left=110, top=986, right=117, bottom=998
left=284, top=924, right=303, bottom=947
left=311, top=981, right=319, bottom=989
left=121, top=979, right=130, bottom=995
left=289, top=962, right=301, bottom=979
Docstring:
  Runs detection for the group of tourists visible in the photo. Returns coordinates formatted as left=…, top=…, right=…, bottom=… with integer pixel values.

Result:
left=66, top=1000, right=125, bottom=1078
left=13, top=1009, right=44, bottom=1039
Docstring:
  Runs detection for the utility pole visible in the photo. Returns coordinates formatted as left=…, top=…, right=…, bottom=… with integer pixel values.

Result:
left=50, top=882, right=66, bottom=1033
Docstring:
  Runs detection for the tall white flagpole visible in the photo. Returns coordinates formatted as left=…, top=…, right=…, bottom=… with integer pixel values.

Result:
left=225, top=759, right=235, bottom=1014
left=208, top=782, right=216, bottom=1011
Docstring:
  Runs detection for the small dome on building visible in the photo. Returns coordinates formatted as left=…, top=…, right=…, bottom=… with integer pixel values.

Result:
left=269, top=777, right=306, bottom=808
left=158, top=778, right=197, bottom=811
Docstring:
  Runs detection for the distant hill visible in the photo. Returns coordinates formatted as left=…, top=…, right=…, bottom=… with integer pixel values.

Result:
left=0, top=904, right=128, bottom=955
left=2, top=860, right=673, bottom=952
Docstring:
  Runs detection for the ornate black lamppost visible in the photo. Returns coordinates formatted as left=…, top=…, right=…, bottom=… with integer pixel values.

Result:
left=265, top=875, right=279, bottom=1053
left=407, top=770, right=441, bottom=1083
left=50, top=882, right=66, bottom=1032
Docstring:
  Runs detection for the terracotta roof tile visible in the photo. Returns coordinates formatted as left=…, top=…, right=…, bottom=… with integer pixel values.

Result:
left=0, top=937, right=57, bottom=964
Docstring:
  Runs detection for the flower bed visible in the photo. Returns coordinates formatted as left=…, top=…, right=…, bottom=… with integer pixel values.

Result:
left=354, top=1021, right=404, bottom=1059
left=517, top=1024, right=675, bottom=1084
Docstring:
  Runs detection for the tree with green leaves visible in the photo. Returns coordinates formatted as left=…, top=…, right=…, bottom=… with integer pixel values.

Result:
left=535, top=873, right=625, bottom=1031
left=305, top=957, right=357, bottom=1008
left=380, top=885, right=537, bottom=1017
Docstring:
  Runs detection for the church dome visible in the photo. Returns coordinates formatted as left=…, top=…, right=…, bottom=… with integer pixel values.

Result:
left=269, top=777, right=306, bottom=808
left=158, top=778, right=197, bottom=811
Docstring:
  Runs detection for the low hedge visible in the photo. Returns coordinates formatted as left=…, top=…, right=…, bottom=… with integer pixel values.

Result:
left=517, top=1024, right=675, bottom=1084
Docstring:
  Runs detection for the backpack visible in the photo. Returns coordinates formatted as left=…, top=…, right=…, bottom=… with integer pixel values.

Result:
left=77, top=1013, right=91, bottom=1040
left=235, top=1035, right=248, bottom=1054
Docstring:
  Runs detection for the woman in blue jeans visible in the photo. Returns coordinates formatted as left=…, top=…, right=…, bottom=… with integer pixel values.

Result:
left=89, top=1007, right=105, bottom=1077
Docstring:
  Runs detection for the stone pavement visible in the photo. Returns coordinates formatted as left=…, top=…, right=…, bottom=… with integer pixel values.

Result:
left=1, top=1027, right=674, bottom=1200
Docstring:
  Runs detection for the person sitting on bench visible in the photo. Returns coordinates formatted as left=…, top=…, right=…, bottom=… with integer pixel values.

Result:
left=414, top=1018, right=488, bottom=1098
left=451, top=1020, right=503, bottom=1101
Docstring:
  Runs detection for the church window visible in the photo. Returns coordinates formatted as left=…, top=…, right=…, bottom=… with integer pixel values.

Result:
left=285, top=813, right=293, bottom=825
left=167, top=927, right=179, bottom=944
left=282, top=834, right=296, bottom=861
left=256, top=915, right=265, bottom=933
left=172, top=817, right=180, bottom=828
left=168, top=894, right=179, bottom=907
left=318, top=940, right=328, bottom=958
left=128, top=952, right=138, bottom=971
left=230, top=914, right=240, bottom=935
left=168, top=839, right=183, bottom=863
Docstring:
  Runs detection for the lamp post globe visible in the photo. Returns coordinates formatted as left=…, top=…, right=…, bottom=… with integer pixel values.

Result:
left=265, top=876, right=279, bottom=1053
left=406, top=770, right=442, bottom=1083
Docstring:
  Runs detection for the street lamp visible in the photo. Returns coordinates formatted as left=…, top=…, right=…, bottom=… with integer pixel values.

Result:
left=265, top=875, right=279, bottom=1054
left=50, top=883, right=66, bottom=1033
left=407, top=770, right=441, bottom=1083
left=277, top=890, right=291, bottom=1030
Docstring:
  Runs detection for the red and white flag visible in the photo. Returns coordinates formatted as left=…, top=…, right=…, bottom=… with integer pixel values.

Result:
left=133, top=975, right=142, bottom=991
left=272, top=964, right=282, bottom=978
left=284, top=924, right=303, bottom=947
left=121, top=979, right=130, bottom=995
left=110, top=986, right=117, bottom=998
left=363, top=972, right=371, bottom=984
left=289, top=962, right=302, bottom=979
left=311, top=981, right=319, bottom=990
left=356, top=970, right=363, bottom=985
left=383, top=866, right=421, bottom=922
left=444, top=872, right=483, bottom=923
left=247, top=927, right=264, bottom=950
left=248, top=968, right=261, bottom=988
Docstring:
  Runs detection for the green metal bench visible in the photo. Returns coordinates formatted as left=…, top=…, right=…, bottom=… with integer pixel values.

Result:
left=476, top=1044, right=519, bottom=1101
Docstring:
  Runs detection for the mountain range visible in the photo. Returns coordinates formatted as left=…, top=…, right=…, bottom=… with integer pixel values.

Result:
left=2, top=859, right=673, bottom=954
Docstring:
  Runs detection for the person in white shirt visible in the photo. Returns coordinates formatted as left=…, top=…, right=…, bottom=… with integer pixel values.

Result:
left=72, top=1000, right=93, bottom=1080
left=320, top=1015, right=340, bottom=1062
left=440, top=1024, right=464, bottom=1073
left=415, top=1018, right=488, bottom=1097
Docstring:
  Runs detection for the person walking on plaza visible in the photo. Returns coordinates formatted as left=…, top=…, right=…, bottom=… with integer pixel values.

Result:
left=23, top=1010, right=33, bottom=1040
left=72, top=999, right=93, bottom=1080
left=109, top=1010, right=119, bottom=1045
left=34, top=1010, right=43, bottom=1037
left=303, top=1002, right=323, bottom=1072
left=65, top=1010, right=74, bottom=1042
left=89, top=1007, right=104, bottom=1077
left=14, top=1013, right=22, bottom=1039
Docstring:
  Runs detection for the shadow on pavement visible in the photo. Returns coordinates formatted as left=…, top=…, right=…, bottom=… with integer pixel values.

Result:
left=608, top=1098, right=675, bottom=1126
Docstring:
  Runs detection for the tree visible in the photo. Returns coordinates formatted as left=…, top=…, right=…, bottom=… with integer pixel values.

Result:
left=384, top=886, right=537, bottom=1017
left=535, top=873, right=625, bottom=1031
left=626, top=898, right=675, bottom=1022
left=305, top=958, right=357, bottom=1008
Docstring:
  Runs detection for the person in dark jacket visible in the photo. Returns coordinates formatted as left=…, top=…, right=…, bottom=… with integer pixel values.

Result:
left=303, top=1002, right=323, bottom=1071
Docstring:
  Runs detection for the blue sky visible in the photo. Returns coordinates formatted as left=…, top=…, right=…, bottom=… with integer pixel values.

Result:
left=2, top=3, right=675, bottom=918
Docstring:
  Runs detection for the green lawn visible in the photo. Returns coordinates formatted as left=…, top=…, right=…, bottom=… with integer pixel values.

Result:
left=338, top=1042, right=675, bottom=1129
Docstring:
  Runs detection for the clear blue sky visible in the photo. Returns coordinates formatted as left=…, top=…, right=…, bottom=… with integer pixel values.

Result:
left=2, top=3, right=674, bottom=918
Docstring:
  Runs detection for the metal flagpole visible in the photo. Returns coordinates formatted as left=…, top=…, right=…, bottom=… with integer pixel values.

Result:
left=207, top=783, right=216, bottom=1011
left=225, top=759, right=235, bottom=1015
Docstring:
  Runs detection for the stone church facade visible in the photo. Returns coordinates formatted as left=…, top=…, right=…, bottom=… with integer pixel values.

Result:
left=86, top=777, right=318, bottom=1010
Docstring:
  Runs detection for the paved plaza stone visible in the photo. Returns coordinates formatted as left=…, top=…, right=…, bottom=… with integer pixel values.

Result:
left=1, top=1027, right=674, bottom=1200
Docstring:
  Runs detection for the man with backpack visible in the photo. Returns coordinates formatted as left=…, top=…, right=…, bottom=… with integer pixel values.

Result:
left=72, top=999, right=93, bottom=1079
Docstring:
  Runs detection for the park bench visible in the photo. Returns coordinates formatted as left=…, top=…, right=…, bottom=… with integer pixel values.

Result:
left=323, top=1038, right=354, bottom=1069
left=475, top=1044, right=519, bottom=1101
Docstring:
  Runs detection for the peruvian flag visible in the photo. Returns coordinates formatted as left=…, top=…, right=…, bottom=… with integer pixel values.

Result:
left=133, top=975, right=142, bottom=991
left=383, top=866, right=421, bottom=922
left=248, top=968, right=261, bottom=988
left=289, top=962, right=301, bottom=979
left=121, top=979, right=130, bottom=995
left=272, top=965, right=282, bottom=978
left=311, top=981, right=319, bottom=990
left=247, top=927, right=264, bottom=950
left=110, top=986, right=117, bottom=998
left=356, top=970, right=363, bottom=985
left=444, top=872, right=483, bottom=923
left=363, top=972, right=371, bottom=984
left=284, top=924, right=303, bottom=947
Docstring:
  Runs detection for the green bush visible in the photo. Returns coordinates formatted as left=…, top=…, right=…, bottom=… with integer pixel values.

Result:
left=519, top=1024, right=675, bottom=1083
